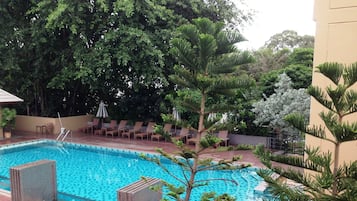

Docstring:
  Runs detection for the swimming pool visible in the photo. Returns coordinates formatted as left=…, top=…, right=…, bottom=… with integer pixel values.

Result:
left=0, top=140, right=268, bottom=201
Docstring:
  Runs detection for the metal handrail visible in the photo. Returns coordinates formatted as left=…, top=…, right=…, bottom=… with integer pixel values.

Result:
left=56, top=128, right=71, bottom=141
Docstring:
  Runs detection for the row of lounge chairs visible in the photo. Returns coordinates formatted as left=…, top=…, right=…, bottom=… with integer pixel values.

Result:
left=80, top=119, right=229, bottom=146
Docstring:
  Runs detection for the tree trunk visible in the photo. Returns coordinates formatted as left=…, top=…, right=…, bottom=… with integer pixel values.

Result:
left=332, top=142, right=340, bottom=196
left=40, top=86, right=45, bottom=116
left=195, top=93, right=206, bottom=152
left=185, top=93, right=206, bottom=201
left=184, top=170, right=196, bottom=201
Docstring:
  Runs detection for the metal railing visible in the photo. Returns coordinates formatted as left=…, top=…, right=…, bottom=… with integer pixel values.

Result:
left=56, top=128, right=72, bottom=141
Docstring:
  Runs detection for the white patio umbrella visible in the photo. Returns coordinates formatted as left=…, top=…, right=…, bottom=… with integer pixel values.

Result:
left=207, top=113, right=217, bottom=122
left=96, top=101, right=108, bottom=128
left=172, top=107, right=181, bottom=134
left=172, top=107, right=181, bottom=121
left=219, top=113, right=228, bottom=123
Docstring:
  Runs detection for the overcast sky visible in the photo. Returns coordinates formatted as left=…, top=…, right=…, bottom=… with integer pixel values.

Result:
left=235, top=0, right=316, bottom=50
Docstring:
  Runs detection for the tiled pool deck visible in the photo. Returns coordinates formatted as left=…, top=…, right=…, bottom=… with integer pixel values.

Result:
left=0, top=130, right=267, bottom=200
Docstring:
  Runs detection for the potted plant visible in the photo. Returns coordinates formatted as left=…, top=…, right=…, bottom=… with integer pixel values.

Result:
left=1, top=107, right=16, bottom=139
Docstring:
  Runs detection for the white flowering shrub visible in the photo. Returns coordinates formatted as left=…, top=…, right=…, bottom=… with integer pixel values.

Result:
left=252, top=73, right=310, bottom=138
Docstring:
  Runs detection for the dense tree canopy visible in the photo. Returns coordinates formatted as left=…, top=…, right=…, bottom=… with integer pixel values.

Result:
left=0, top=0, right=252, bottom=119
left=257, top=47, right=313, bottom=96
left=264, top=30, right=314, bottom=52
left=235, top=31, right=314, bottom=137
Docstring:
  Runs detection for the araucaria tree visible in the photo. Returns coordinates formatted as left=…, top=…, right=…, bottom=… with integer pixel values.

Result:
left=143, top=18, right=255, bottom=201
left=255, top=62, right=357, bottom=200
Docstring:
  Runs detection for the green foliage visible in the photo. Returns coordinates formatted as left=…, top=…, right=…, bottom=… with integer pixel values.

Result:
left=241, top=48, right=290, bottom=80
left=234, top=144, right=255, bottom=150
left=264, top=30, right=314, bottom=52
left=252, top=73, right=310, bottom=140
left=169, top=17, right=255, bottom=131
left=255, top=62, right=357, bottom=200
left=285, top=48, right=314, bottom=67
left=259, top=63, right=312, bottom=97
left=200, top=192, right=236, bottom=201
left=1, top=108, right=16, bottom=129
left=140, top=140, right=248, bottom=201
left=1, top=0, right=252, bottom=118
left=143, top=17, right=254, bottom=201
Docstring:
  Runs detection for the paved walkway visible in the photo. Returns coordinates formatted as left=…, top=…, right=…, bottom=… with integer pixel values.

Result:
left=8, top=130, right=265, bottom=167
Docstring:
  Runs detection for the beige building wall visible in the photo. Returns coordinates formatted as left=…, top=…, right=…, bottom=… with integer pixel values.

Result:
left=311, top=0, right=357, bottom=164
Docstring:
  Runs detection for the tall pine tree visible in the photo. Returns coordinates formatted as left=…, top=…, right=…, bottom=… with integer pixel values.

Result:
left=144, top=17, right=255, bottom=201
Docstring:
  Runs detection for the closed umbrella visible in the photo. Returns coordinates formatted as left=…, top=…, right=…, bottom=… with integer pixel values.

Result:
left=219, top=113, right=228, bottom=123
left=207, top=113, right=217, bottom=122
left=96, top=101, right=108, bottom=128
left=172, top=107, right=180, bottom=121
left=172, top=107, right=181, bottom=134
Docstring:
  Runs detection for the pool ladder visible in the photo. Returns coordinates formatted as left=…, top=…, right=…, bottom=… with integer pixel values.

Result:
left=56, top=127, right=72, bottom=141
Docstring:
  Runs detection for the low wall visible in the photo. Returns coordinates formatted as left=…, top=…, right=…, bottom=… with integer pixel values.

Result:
left=15, top=115, right=93, bottom=134
left=229, top=134, right=269, bottom=147
left=10, top=160, right=57, bottom=201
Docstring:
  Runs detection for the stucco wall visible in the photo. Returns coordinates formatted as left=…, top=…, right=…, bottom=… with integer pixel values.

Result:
left=311, top=0, right=357, bottom=164
left=15, top=115, right=93, bottom=134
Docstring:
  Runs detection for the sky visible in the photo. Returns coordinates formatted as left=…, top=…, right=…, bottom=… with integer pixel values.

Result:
left=234, top=0, right=316, bottom=50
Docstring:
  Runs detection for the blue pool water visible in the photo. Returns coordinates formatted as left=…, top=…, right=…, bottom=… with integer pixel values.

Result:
left=0, top=140, right=268, bottom=201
